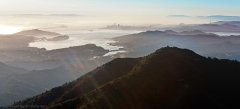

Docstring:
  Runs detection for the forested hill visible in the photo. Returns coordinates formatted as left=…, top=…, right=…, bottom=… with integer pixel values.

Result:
left=10, top=47, right=240, bottom=109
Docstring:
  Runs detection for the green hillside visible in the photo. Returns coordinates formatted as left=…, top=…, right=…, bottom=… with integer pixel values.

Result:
left=10, top=47, right=240, bottom=109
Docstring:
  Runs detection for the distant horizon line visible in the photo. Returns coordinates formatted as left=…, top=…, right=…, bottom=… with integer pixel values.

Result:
left=168, top=15, right=240, bottom=20
left=0, top=14, right=85, bottom=17
left=1, top=14, right=240, bottom=20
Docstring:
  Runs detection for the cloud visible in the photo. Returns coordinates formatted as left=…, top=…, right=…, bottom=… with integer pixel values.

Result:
left=48, top=14, right=80, bottom=17
left=10, top=14, right=44, bottom=16
left=168, top=15, right=190, bottom=17
left=199, top=15, right=240, bottom=20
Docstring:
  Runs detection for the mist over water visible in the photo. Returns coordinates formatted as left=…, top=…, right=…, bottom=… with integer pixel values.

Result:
left=29, top=27, right=142, bottom=51
left=209, top=32, right=240, bottom=36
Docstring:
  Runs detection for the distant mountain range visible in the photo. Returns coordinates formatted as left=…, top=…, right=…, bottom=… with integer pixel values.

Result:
left=0, top=44, right=113, bottom=106
left=14, top=29, right=61, bottom=36
left=111, top=30, right=240, bottom=58
left=0, top=29, right=66, bottom=49
left=10, top=47, right=240, bottom=109
left=0, top=62, right=29, bottom=106
left=0, top=29, right=120, bottom=106
left=101, top=21, right=240, bottom=33
left=2, top=27, right=240, bottom=108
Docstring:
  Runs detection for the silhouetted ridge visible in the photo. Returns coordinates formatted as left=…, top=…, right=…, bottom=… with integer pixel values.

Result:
left=15, top=29, right=61, bottom=36
left=10, top=47, right=240, bottom=109
left=153, top=46, right=199, bottom=56
left=164, top=30, right=178, bottom=34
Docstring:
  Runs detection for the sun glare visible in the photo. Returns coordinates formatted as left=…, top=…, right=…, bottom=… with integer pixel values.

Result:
left=0, top=25, right=19, bottom=35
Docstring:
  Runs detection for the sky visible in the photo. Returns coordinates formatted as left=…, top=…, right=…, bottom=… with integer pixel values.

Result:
left=0, top=0, right=240, bottom=34
left=1, top=0, right=240, bottom=16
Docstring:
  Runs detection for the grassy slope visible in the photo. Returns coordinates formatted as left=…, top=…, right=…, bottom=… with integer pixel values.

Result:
left=12, top=47, right=240, bottom=109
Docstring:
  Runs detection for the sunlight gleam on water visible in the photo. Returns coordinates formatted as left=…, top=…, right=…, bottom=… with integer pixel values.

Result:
left=29, top=28, right=141, bottom=56
left=0, top=25, right=19, bottom=34
left=29, top=29, right=141, bottom=51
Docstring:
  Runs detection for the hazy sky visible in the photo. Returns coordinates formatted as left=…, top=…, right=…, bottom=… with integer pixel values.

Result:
left=1, top=0, right=240, bottom=16
left=0, top=0, right=240, bottom=34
